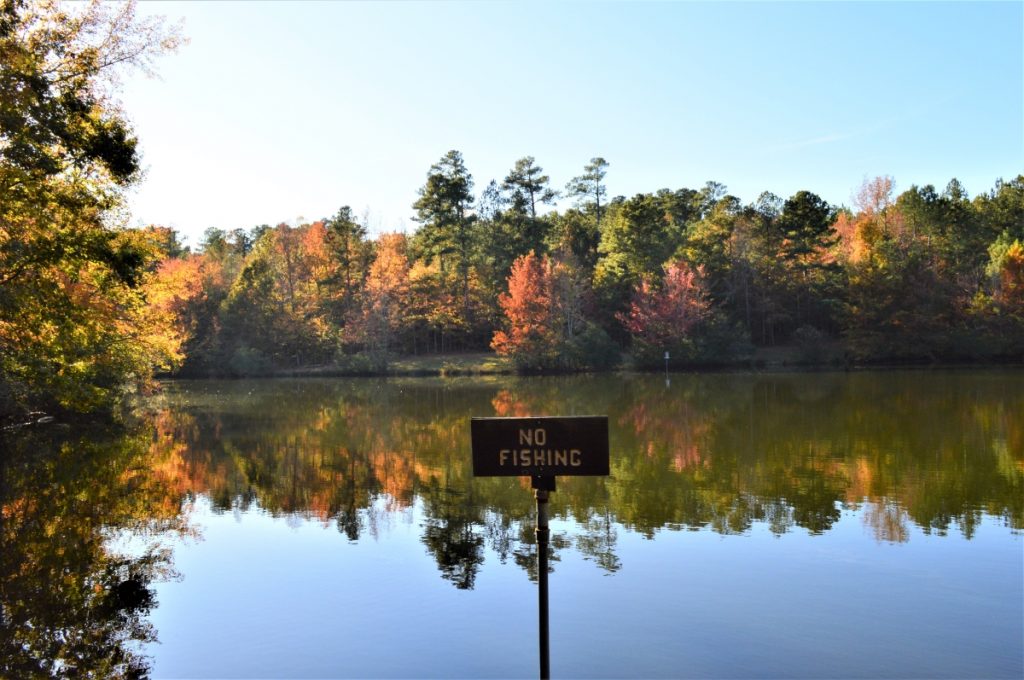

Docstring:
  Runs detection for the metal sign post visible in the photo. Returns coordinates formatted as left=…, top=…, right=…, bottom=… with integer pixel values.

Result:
left=532, top=475, right=556, bottom=680
left=472, top=416, right=609, bottom=680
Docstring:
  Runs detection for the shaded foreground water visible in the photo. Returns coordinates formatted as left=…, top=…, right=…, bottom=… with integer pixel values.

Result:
left=2, top=370, right=1022, bottom=678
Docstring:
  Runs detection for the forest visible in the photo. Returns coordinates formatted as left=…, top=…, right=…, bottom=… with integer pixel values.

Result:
left=146, top=162, right=1023, bottom=378
left=1, top=0, right=1022, bottom=422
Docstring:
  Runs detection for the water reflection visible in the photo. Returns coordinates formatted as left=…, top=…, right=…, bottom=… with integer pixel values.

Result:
left=141, top=371, right=1021, bottom=585
left=0, top=425, right=189, bottom=678
left=6, top=374, right=1015, bottom=675
left=2, top=371, right=1020, bottom=677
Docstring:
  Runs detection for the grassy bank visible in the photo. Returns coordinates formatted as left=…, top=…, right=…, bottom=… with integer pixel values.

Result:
left=227, top=343, right=1021, bottom=380
left=271, top=345, right=831, bottom=379
left=274, top=353, right=514, bottom=378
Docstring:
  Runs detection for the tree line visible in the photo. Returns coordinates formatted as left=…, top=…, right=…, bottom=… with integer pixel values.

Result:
left=143, top=154, right=1023, bottom=379
left=1, top=0, right=1021, bottom=421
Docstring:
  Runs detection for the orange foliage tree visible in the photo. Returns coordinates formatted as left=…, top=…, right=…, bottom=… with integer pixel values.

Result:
left=492, top=251, right=617, bottom=370
left=353, top=233, right=411, bottom=353
left=994, top=241, right=1024, bottom=312
left=491, top=251, right=558, bottom=368
left=405, top=259, right=492, bottom=354
left=140, top=255, right=207, bottom=371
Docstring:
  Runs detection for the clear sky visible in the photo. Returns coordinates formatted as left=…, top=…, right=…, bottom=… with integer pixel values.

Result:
left=120, top=1, right=1023, bottom=247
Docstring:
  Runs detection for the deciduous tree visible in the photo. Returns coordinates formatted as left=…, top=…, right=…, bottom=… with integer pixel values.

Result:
left=618, top=260, right=712, bottom=364
left=491, top=252, right=559, bottom=369
left=492, top=252, right=617, bottom=370
left=0, top=0, right=183, bottom=417
left=354, top=233, right=410, bottom=354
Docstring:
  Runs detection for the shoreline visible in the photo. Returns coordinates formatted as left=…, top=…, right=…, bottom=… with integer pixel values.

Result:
left=162, top=348, right=1024, bottom=381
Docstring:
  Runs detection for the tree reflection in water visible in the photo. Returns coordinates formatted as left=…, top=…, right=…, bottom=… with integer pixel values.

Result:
left=1, top=425, right=189, bottom=678
left=421, top=486, right=485, bottom=590
left=139, top=372, right=1021, bottom=589
left=2, top=371, right=1017, bottom=678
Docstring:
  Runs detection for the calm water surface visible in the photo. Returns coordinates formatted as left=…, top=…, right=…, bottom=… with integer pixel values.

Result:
left=2, top=370, right=1022, bottom=678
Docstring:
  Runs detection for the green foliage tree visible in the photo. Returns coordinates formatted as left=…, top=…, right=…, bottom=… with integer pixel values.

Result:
left=841, top=189, right=962, bottom=361
left=475, top=179, right=517, bottom=300
left=680, top=193, right=744, bottom=298
left=218, top=246, right=278, bottom=374
left=565, top=157, right=609, bottom=229
left=475, top=157, right=560, bottom=305
left=775, top=190, right=841, bottom=336
left=966, top=235, right=1024, bottom=357
left=215, top=223, right=340, bottom=373
left=974, top=175, right=1024, bottom=242
left=323, top=205, right=371, bottom=320
left=845, top=240, right=961, bottom=360
left=411, top=150, right=478, bottom=316
left=548, top=208, right=601, bottom=274
left=777, top=191, right=836, bottom=263
left=495, top=156, right=556, bottom=261
left=503, top=156, right=558, bottom=223
left=594, top=191, right=690, bottom=328
left=936, top=179, right=986, bottom=276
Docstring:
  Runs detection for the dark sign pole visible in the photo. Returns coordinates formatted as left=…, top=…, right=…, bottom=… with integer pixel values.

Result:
left=471, top=417, right=609, bottom=680
left=532, top=475, right=556, bottom=680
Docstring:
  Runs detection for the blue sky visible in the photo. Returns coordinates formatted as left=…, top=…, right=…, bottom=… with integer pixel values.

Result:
left=121, top=1, right=1023, bottom=246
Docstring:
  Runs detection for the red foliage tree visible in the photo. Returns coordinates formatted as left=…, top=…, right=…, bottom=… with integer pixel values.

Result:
left=618, top=260, right=711, bottom=361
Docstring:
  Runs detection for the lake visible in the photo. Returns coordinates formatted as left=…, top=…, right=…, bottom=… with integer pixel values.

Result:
left=2, top=370, right=1021, bottom=678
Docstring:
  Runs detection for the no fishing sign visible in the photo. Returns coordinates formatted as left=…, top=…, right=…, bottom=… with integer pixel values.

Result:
left=470, top=416, right=609, bottom=478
